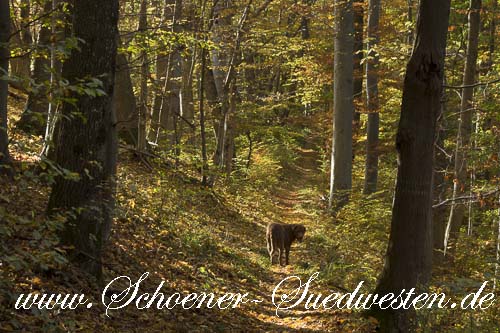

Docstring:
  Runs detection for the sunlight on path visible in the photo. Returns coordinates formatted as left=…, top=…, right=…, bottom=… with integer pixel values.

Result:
left=250, top=135, right=351, bottom=332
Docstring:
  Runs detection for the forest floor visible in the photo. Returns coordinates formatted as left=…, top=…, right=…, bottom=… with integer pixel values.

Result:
left=1, top=92, right=377, bottom=332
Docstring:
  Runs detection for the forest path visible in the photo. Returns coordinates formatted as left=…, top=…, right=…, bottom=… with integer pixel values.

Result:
left=243, top=132, right=354, bottom=332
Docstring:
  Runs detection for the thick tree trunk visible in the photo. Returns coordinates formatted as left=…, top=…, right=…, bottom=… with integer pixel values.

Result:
left=444, top=0, right=481, bottom=257
left=363, top=0, right=379, bottom=194
left=47, top=0, right=119, bottom=279
left=18, top=0, right=52, bottom=135
left=0, top=0, right=13, bottom=176
left=329, top=0, right=354, bottom=209
left=372, top=0, right=450, bottom=331
left=353, top=0, right=364, bottom=127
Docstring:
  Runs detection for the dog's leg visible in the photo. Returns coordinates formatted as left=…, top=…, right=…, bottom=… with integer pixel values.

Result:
left=267, top=235, right=273, bottom=264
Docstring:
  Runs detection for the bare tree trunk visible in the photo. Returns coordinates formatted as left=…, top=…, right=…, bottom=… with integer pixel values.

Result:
left=372, top=0, right=450, bottom=330
left=329, top=0, right=354, bottom=209
left=363, top=0, right=379, bottom=194
left=353, top=0, right=364, bottom=128
left=137, top=0, right=148, bottom=151
left=0, top=0, right=13, bottom=176
left=444, top=0, right=481, bottom=257
left=47, top=0, right=119, bottom=280
left=199, top=48, right=208, bottom=185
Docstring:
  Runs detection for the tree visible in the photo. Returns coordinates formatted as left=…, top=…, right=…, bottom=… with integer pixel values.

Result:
left=113, top=36, right=138, bottom=144
left=329, top=0, right=354, bottom=208
left=353, top=0, right=364, bottom=128
left=137, top=0, right=149, bottom=152
left=149, top=0, right=183, bottom=148
left=363, top=0, right=379, bottom=194
left=47, top=0, right=119, bottom=279
left=444, top=0, right=482, bottom=257
left=9, top=0, right=32, bottom=88
left=17, top=0, right=54, bottom=135
left=0, top=0, right=13, bottom=176
left=372, top=0, right=451, bottom=330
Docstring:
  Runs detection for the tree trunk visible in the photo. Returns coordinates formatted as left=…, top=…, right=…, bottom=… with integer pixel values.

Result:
left=41, top=0, right=67, bottom=158
left=363, top=0, right=379, bottom=195
left=47, top=0, right=119, bottom=280
left=433, top=77, right=449, bottom=265
left=0, top=0, right=13, bottom=176
left=210, top=0, right=232, bottom=171
left=488, top=0, right=497, bottom=68
left=353, top=0, right=364, bottom=127
left=9, top=0, right=32, bottom=86
left=137, top=0, right=148, bottom=151
left=372, top=0, right=451, bottom=331
left=181, top=5, right=195, bottom=144
left=444, top=0, right=481, bottom=257
left=149, top=0, right=182, bottom=147
left=113, top=37, right=138, bottom=144
left=18, top=0, right=52, bottom=135
left=329, top=0, right=354, bottom=209
left=210, top=2, right=250, bottom=176
left=199, top=48, right=208, bottom=185
left=407, top=0, right=414, bottom=46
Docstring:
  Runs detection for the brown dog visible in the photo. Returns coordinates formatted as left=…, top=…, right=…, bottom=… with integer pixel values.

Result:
left=266, top=223, right=306, bottom=266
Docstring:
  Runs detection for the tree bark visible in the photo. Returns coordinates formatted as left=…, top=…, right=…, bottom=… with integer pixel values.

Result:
left=47, top=0, right=119, bottom=279
left=372, top=0, right=451, bottom=331
left=329, top=0, right=354, bottom=209
left=363, top=0, right=379, bottom=194
left=0, top=0, right=13, bottom=176
left=444, top=0, right=481, bottom=257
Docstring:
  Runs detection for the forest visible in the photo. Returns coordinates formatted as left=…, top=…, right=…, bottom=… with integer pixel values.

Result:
left=0, top=0, right=499, bottom=331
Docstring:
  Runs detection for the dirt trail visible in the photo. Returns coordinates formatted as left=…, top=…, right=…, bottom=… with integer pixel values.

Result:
left=245, top=137, right=353, bottom=332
